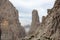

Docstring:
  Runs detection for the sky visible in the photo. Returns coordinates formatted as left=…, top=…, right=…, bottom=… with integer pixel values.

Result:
left=9, top=0, right=56, bottom=26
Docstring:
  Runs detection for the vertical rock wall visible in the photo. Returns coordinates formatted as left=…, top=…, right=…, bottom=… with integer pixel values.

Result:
left=0, top=0, right=26, bottom=40
left=29, top=10, right=40, bottom=35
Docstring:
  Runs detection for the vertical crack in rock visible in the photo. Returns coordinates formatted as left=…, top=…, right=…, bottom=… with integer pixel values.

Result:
left=0, top=27, right=1, bottom=40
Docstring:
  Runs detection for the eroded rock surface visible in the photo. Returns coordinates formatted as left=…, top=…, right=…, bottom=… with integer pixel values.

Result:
left=23, top=0, right=60, bottom=40
left=29, top=10, right=40, bottom=35
left=0, top=0, right=26, bottom=40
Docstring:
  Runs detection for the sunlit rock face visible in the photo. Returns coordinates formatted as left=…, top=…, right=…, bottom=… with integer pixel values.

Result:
left=0, top=0, right=26, bottom=40
left=23, top=0, right=60, bottom=40
left=29, top=10, right=40, bottom=35
left=43, top=0, right=60, bottom=40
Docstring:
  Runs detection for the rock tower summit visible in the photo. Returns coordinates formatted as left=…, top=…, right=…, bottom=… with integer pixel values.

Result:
left=29, top=10, right=40, bottom=35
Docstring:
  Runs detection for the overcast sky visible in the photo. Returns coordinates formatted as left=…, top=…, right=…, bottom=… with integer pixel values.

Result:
left=9, top=0, right=56, bottom=26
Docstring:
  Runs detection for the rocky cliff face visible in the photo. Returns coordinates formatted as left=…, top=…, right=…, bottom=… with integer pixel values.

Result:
left=29, top=10, right=40, bottom=35
left=23, top=0, right=60, bottom=40
left=0, top=0, right=26, bottom=40
left=1, top=0, right=60, bottom=40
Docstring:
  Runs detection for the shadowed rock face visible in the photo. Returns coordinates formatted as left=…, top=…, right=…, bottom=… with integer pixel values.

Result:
left=0, top=0, right=26, bottom=40
left=29, top=10, right=40, bottom=35
left=0, top=28, right=1, bottom=40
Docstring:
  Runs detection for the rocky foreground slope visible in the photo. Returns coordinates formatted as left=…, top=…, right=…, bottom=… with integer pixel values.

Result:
left=23, top=0, right=60, bottom=40
left=0, top=0, right=26, bottom=40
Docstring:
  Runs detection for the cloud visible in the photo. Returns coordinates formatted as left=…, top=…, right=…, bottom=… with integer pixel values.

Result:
left=18, top=12, right=32, bottom=26
left=9, top=0, right=55, bottom=8
left=9, top=0, right=56, bottom=26
left=19, top=13, right=32, bottom=19
left=19, top=18, right=31, bottom=26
